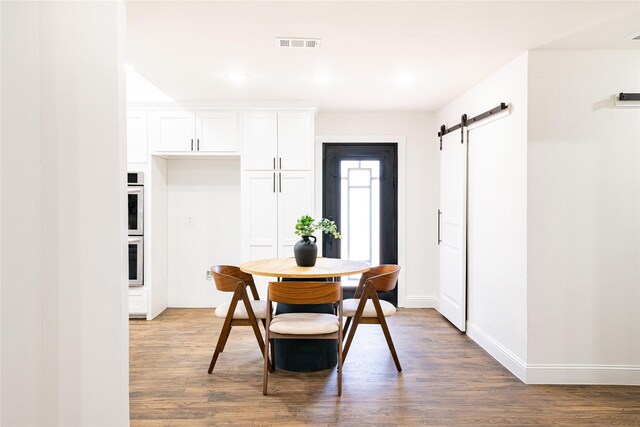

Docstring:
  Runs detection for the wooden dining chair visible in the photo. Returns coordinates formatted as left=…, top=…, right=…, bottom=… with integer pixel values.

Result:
left=263, top=281, right=343, bottom=396
left=208, top=265, right=273, bottom=374
left=341, top=265, right=402, bottom=372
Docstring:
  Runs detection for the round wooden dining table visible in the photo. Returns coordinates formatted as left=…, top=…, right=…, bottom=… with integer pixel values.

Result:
left=240, top=257, right=370, bottom=372
left=240, top=257, right=370, bottom=280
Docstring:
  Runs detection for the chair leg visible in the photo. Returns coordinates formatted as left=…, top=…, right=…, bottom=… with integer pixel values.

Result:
left=239, top=290, right=274, bottom=373
left=379, top=316, right=402, bottom=372
left=337, top=338, right=342, bottom=396
left=249, top=319, right=266, bottom=357
left=219, top=325, right=232, bottom=353
left=210, top=287, right=242, bottom=373
left=251, top=320, right=274, bottom=372
left=263, top=334, right=270, bottom=395
left=342, top=316, right=352, bottom=339
left=208, top=323, right=231, bottom=374
left=270, top=339, right=276, bottom=371
left=342, top=294, right=368, bottom=365
left=341, top=316, right=360, bottom=365
left=263, top=318, right=277, bottom=372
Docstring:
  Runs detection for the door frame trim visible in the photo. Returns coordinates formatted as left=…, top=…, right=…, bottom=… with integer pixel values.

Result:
left=314, top=135, right=407, bottom=307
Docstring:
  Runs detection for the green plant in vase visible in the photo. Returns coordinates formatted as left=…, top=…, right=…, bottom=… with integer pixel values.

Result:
left=293, top=215, right=341, bottom=266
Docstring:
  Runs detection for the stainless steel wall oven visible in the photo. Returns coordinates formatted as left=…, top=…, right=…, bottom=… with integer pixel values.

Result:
left=128, top=173, right=144, bottom=235
left=128, top=172, right=144, bottom=286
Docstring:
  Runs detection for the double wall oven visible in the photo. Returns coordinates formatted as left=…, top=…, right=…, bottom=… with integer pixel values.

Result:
left=128, top=172, right=144, bottom=286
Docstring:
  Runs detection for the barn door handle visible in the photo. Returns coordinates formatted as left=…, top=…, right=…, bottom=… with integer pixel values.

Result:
left=437, top=209, right=442, bottom=245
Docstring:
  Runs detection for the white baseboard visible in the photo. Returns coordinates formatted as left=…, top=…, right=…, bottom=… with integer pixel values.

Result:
left=526, top=364, right=640, bottom=385
left=466, top=321, right=527, bottom=382
left=400, top=296, right=438, bottom=308
left=466, top=321, right=640, bottom=385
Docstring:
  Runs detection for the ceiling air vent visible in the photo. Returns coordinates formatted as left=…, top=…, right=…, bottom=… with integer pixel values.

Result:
left=275, top=38, right=321, bottom=49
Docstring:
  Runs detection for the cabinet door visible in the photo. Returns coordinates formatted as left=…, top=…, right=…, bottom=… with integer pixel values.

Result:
left=241, top=111, right=278, bottom=170
left=195, top=111, right=240, bottom=152
left=152, top=110, right=195, bottom=152
left=241, top=171, right=279, bottom=261
left=127, top=110, right=148, bottom=163
left=129, top=287, right=148, bottom=316
left=277, top=171, right=313, bottom=258
left=277, top=111, right=313, bottom=170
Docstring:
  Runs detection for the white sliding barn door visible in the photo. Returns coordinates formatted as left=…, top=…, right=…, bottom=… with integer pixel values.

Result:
left=438, top=130, right=467, bottom=331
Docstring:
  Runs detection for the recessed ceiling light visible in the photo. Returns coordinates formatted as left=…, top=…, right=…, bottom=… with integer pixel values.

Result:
left=397, top=74, right=417, bottom=83
left=123, top=63, right=136, bottom=74
left=314, top=75, right=332, bottom=83
left=227, top=73, right=249, bottom=83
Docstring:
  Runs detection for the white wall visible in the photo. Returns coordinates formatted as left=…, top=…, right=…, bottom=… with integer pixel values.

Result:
left=436, top=53, right=529, bottom=379
left=1, top=3, right=44, bottom=424
left=433, top=49, right=640, bottom=385
left=315, top=113, right=438, bottom=307
left=149, top=156, right=169, bottom=319
left=527, top=49, right=640, bottom=384
left=1, top=2, right=130, bottom=425
left=168, top=159, right=242, bottom=307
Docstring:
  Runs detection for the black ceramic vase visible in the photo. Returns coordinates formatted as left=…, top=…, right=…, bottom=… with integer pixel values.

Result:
left=294, top=236, right=318, bottom=267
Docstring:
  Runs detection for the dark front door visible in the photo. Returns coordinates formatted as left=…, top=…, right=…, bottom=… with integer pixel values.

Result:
left=322, top=143, right=398, bottom=305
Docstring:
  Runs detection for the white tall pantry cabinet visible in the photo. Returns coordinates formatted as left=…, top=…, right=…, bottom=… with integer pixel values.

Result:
left=241, top=111, right=314, bottom=295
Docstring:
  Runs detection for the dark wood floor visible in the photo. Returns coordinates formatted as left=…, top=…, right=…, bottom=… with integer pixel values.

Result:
left=130, top=308, right=640, bottom=426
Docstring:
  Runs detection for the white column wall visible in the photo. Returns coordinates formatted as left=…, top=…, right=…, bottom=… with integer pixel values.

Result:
left=436, top=53, right=529, bottom=379
left=1, top=1, right=130, bottom=425
left=1, top=3, right=44, bottom=425
left=526, top=49, right=640, bottom=384
left=315, top=113, right=438, bottom=307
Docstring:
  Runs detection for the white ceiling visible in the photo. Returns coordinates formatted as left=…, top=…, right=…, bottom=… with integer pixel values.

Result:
left=126, top=1, right=640, bottom=112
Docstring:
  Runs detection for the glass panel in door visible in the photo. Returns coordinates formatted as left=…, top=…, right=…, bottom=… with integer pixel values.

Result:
left=340, top=160, right=380, bottom=284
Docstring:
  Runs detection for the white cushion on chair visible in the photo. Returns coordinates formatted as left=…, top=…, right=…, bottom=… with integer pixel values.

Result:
left=269, top=313, right=339, bottom=335
left=343, top=298, right=396, bottom=317
left=215, top=300, right=269, bottom=319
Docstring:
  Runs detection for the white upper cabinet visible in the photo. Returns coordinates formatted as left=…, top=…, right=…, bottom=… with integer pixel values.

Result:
left=195, top=111, right=240, bottom=152
left=151, top=109, right=241, bottom=153
left=241, top=110, right=313, bottom=171
left=277, top=111, right=313, bottom=171
left=241, top=111, right=278, bottom=170
left=127, top=110, right=149, bottom=163
left=152, top=110, right=195, bottom=152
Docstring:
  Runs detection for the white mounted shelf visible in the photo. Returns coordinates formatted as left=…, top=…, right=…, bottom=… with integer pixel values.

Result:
left=151, top=152, right=241, bottom=160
